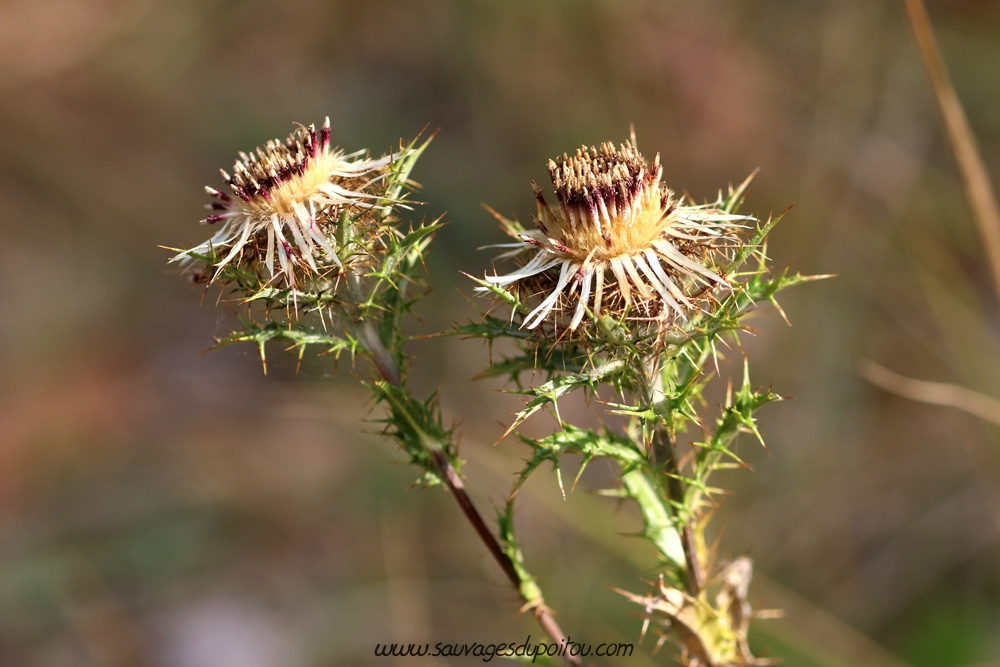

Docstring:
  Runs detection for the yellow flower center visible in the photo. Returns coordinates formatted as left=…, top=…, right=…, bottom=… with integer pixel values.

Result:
left=536, top=142, right=673, bottom=264
left=243, top=151, right=346, bottom=220
left=222, top=123, right=348, bottom=220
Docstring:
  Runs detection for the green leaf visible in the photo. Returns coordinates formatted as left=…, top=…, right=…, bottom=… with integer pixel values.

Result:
left=509, top=425, right=647, bottom=499
left=212, top=320, right=357, bottom=372
left=501, top=359, right=626, bottom=438
left=379, top=131, right=435, bottom=208
left=370, top=379, right=459, bottom=485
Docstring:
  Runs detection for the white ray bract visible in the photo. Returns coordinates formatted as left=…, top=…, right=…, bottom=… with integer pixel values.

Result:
left=523, top=261, right=575, bottom=330
left=570, top=264, right=595, bottom=330
left=479, top=156, right=754, bottom=330
left=173, top=146, right=401, bottom=286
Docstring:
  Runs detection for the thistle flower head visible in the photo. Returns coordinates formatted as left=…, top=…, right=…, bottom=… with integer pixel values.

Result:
left=172, top=117, right=400, bottom=290
left=481, top=140, right=754, bottom=332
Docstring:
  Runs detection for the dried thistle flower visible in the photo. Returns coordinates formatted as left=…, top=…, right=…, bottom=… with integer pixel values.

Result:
left=171, top=117, right=400, bottom=290
left=481, top=140, right=753, bottom=331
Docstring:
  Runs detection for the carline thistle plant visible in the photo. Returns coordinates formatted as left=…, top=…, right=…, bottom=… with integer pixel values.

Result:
left=469, top=137, right=816, bottom=666
left=168, top=118, right=583, bottom=664
left=170, top=119, right=814, bottom=667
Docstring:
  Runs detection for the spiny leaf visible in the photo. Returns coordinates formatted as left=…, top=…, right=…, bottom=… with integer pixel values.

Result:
left=468, top=276, right=532, bottom=316
left=379, top=130, right=436, bottom=208
left=212, top=320, right=358, bottom=372
left=452, top=316, right=531, bottom=342
left=509, top=425, right=648, bottom=498
left=370, top=379, right=460, bottom=485
left=501, top=360, right=626, bottom=438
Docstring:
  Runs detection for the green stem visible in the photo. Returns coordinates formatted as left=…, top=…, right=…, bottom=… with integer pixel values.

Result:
left=360, top=319, right=401, bottom=386
left=636, top=353, right=703, bottom=594
left=338, top=210, right=577, bottom=662
left=365, top=340, right=580, bottom=665
left=621, top=468, right=686, bottom=568
left=653, top=426, right=704, bottom=596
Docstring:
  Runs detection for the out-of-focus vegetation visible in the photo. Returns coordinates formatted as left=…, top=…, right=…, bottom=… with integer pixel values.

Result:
left=2, top=1, right=1000, bottom=665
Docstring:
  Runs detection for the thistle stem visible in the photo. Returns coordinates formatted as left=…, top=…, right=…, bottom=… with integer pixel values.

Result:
left=359, top=319, right=402, bottom=386
left=620, top=468, right=685, bottom=568
left=430, top=450, right=579, bottom=665
left=653, top=426, right=704, bottom=596
left=640, top=354, right=703, bottom=595
left=354, top=309, right=579, bottom=665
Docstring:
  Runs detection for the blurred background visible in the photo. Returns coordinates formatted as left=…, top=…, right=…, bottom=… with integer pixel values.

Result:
left=3, top=0, right=1000, bottom=665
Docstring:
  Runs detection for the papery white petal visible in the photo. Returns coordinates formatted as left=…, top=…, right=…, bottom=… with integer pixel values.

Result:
left=524, top=261, right=574, bottom=329
left=570, top=264, right=595, bottom=330
left=620, top=254, right=653, bottom=301
left=634, top=252, right=685, bottom=319
left=644, top=249, right=692, bottom=309
left=609, top=256, right=632, bottom=308
left=485, top=252, right=562, bottom=286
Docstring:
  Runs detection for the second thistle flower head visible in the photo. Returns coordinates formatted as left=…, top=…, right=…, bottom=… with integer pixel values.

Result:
left=173, top=117, right=402, bottom=291
left=481, top=139, right=754, bottom=332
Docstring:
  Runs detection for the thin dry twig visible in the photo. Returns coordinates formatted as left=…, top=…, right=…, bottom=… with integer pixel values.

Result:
left=860, top=359, right=1000, bottom=426
left=902, top=0, right=1000, bottom=302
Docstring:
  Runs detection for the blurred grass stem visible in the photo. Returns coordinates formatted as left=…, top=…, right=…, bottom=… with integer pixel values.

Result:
left=903, top=0, right=1000, bottom=303
left=861, top=360, right=1000, bottom=426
